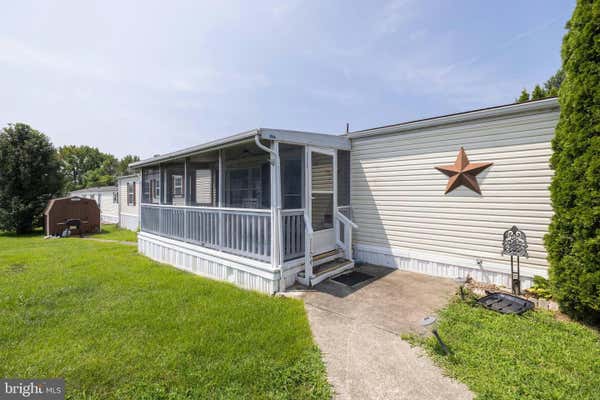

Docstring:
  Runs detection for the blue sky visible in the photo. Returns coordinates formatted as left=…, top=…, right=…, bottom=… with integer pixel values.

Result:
left=1, top=1, right=574, bottom=158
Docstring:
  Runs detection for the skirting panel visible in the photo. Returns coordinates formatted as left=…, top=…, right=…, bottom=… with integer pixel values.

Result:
left=119, top=214, right=139, bottom=231
left=138, top=233, right=279, bottom=294
left=102, top=214, right=119, bottom=224
left=354, top=244, right=535, bottom=289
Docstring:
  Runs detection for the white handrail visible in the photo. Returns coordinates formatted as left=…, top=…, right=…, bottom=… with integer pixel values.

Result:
left=336, top=211, right=358, bottom=229
left=281, top=208, right=305, bottom=215
left=141, top=203, right=270, bottom=214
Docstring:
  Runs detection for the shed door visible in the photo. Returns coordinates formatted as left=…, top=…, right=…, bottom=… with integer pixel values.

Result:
left=309, top=148, right=336, bottom=255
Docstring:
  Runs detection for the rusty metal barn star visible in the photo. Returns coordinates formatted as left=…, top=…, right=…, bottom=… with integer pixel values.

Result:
left=435, top=147, right=493, bottom=194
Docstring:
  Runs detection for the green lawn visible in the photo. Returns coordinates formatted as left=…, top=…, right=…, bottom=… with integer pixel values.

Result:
left=411, top=296, right=600, bottom=400
left=91, top=223, right=138, bottom=242
left=0, top=233, right=330, bottom=399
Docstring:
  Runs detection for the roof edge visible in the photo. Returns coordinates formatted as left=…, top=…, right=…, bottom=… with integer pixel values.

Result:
left=70, top=186, right=117, bottom=192
left=130, top=129, right=259, bottom=169
left=347, top=97, right=559, bottom=139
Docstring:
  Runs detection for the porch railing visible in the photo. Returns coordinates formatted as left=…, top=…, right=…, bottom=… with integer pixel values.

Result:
left=282, top=209, right=305, bottom=261
left=335, top=206, right=357, bottom=260
left=141, top=204, right=272, bottom=262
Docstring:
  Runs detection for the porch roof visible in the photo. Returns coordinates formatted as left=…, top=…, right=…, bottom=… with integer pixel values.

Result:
left=130, top=128, right=350, bottom=169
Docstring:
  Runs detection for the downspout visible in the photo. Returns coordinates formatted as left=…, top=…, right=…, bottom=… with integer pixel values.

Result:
left=254, top=134, right=286, bottom=293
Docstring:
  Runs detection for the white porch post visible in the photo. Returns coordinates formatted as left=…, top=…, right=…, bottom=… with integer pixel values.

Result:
left=270, top=142, right=278, bottom=270
left=304, top=147, right=313, bottom=280
left=158, top=164, right=163, bottom=205
left=184, top=158, right=191, bottom=206
left=218, top=150, right=224, bottom=249
left=184, top=158, right=190, bottom=240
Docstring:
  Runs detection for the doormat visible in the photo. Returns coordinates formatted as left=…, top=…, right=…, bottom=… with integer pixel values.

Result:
left=331, top=271, right=374, bottom=287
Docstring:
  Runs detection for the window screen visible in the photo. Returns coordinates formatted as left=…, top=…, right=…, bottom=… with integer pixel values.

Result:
left=337, top=150, right=350, bottom=206
left=280, top=144, right=304, bottom=209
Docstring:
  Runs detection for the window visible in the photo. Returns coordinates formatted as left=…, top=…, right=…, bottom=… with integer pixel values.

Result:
left=113, top=191, right=119, bottom=204
left=127, top=182, right=136, bottom=206
left=195, top=169, right=212, bottom=204
left=172, top=175, right=183, bottom=197
left=311, top=152, right=334, bottom=231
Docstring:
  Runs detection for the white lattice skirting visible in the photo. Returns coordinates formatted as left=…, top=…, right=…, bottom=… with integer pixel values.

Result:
left=138, top=232, right=296, bottom=294
left=354, top=243, right=541, bottom=290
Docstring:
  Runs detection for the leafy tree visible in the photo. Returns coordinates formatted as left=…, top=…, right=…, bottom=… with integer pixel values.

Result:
left=117, top=154, right=140, bottom=176
left=545, top=0, right=600, bottom=322
left=82, top=154, right=118, bottom=187
left=516, top=88, right=530, bottom=103
left=58, top=145, right=107, bottom=191
left=531, top=84, right=546, bottom=100
left=0, top=123, right=62, bottom=233
left=58, top=146, right=138, bottom=191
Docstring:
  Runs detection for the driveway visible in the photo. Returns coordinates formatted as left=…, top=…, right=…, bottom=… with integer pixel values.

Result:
left=288, top=264, right=473, bottom=400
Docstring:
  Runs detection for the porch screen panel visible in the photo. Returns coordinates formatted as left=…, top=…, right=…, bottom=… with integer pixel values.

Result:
left=223, top=143, right=270, bottom=209
left=142, top=167, right=160, bottom=204
left=337, top=150, right=350, bottom=207
left=280, top=144, right=304, bottom=209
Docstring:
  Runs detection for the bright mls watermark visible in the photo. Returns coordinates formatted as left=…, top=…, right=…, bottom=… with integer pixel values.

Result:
left=0, top=380, right=64, bottom=400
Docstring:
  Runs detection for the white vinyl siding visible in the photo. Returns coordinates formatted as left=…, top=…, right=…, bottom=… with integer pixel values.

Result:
left=119, top=178, right=140, bottom=216
left=350, top=108, right=559, bottom=277
left=118, top=176, right=140, bottom=231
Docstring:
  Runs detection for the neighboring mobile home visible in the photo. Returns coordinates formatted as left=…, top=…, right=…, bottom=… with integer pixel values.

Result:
left=69, top=186, right=119, bottom=224
left=117, top=174, right=140, bottom=231
left=130, top=97, right=559, bottom=293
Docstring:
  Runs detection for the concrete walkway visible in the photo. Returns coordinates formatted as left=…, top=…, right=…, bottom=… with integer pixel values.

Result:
left=288, top=265, right=473, bottom=400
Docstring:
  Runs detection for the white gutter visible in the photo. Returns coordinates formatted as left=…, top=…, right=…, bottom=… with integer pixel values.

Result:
left=254, top=135, right=286, bottom=293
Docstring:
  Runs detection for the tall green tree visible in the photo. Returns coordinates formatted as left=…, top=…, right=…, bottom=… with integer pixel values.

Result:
left=516, top=88, right=530, bottom=103
left=82, top=154, right=118, bottom=188
left=57, top=145, right=107, bottom=191
left=544, top=68, right=565, bottom=97
left=531, top=84, right=546, bottom=100
left=117, top=154, right=140, bottom=176
left=545, top=0, right=600, bottom=322
left=0, top=123, right=62, bottom=233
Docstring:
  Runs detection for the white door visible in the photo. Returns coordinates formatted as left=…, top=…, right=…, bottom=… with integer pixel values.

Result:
left=308, top=147, right=336, bottom=255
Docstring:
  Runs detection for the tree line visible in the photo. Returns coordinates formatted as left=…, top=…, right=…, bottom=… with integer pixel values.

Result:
left=516, top=68, right=564, bottom=103
left=0, top=123, right=139, bottom=233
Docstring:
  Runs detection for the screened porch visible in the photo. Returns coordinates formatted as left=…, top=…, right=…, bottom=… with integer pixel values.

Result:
left=136, top=131, right=353, bottom=272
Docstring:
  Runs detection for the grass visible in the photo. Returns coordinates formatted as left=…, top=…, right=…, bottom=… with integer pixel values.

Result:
left=91, top=224, right=138, bottom=242
left=0, top=233, right=331, bottom=399
left=408, top=295, right=600, bottom=400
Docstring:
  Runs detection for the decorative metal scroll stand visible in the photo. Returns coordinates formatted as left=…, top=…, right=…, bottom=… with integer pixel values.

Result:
left=502, top=226, right=528, bottom=295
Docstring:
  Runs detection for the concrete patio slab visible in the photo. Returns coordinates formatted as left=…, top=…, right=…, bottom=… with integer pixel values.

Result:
left=288, top=265, right=473, bottom=400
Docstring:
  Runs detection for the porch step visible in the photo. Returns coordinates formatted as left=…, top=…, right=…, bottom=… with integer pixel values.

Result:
left=312, top=248, right=343, bottom=267
left=297, top=257, right=355, bottom=287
